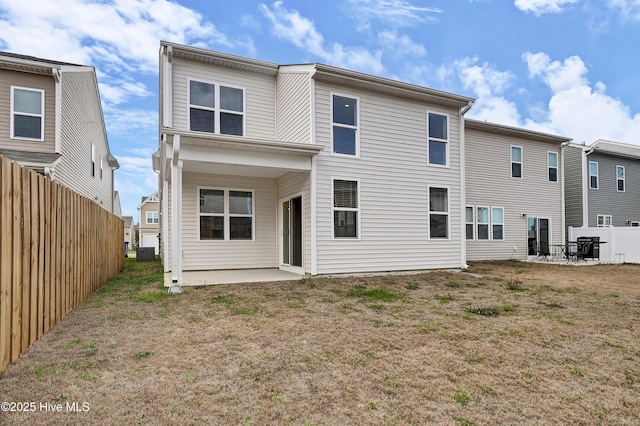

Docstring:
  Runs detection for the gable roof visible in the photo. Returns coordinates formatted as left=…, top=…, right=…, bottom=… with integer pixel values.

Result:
left=137, top=192, right=158, bottom=209
left=589, top=139, right=640, bottom=160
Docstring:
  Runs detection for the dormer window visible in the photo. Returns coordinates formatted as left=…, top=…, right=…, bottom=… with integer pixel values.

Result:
left=189, top=80, right=244, bottom=136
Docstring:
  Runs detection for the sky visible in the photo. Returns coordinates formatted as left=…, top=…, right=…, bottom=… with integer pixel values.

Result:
left=1, top=0, right=640, bottom=220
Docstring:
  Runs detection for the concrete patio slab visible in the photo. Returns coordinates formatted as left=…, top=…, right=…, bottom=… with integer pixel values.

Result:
left=164, top=268, right=303, bottom=287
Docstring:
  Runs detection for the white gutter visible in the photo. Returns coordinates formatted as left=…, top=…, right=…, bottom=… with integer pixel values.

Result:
left=459, top=100, right=473, bottom=269
left=309, top=71, right=318, bottom=275
left=52, top=68, right=61, bottom=153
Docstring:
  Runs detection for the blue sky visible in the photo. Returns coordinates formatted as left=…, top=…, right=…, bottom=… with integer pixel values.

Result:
left=1, top=0, right=640, bottom=220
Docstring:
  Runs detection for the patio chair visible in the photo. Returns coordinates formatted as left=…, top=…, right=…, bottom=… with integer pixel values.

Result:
left=565, top=242, right=579, bottom=262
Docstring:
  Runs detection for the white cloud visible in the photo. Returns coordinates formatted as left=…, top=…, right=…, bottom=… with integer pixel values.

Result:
left=523, top=51, right=640, bottom=144
left=259, top=1, right=384, bottom=74
left=514, top=0, right=579, bottom=15
left=606, top=0, right=640, bottom=21
left=378, top=31, right=426, bottom=57
left=346, top=0, right=441, bottom=28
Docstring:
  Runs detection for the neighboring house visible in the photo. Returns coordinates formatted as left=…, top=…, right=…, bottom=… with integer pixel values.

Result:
left=0, top=51, right=119, bottom=212
left=155, top=41, right=476, bottom=284
left=113, top=191, right=122, bottom=217
left=565, top=140, right=640, bottom=229
left=465, top=119, right=571, bottom=260
left=122, top=215, right=134, bottom=249
left=138, top=192, right=159, bottom=253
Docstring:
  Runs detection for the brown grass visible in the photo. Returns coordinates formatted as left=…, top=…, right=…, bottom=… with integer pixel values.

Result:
left=1, top=259, right=639, bottom=425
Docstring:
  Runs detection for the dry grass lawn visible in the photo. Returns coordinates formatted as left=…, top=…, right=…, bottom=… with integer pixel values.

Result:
left=1, top=259, right=639, bottom=425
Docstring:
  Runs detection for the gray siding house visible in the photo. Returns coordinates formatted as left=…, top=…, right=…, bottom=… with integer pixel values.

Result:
left=465, top=119, right=571, bottom=260
left=155, top=41, right=476, bottom=284
left=0, top=51, right=118, bottom=212
left=565, top=140, right=640, bottom=229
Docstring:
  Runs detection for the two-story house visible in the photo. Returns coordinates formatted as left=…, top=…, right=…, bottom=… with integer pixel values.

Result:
left=0, top=51, right=118, bottom=212
left=154, top=41, right=475, bottom=284
left=465, top=120, right=571, bottom=260
left=138, top=192, right=160, bottom=253
left=565, top=139, right=640, bottom=229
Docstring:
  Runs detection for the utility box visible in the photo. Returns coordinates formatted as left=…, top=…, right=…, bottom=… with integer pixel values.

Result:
left=136, top=247, right=155, bottom=261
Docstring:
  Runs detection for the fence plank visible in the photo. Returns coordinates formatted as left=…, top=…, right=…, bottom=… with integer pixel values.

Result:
left=37, top=175, right=45, bottom=340
left=11, top=162, right=22, bottom=362
left=21, top=167, right=31, bottom=354
left=0, top=157, right=13, bottom=372
left=29, top=172, right=39, bottom=346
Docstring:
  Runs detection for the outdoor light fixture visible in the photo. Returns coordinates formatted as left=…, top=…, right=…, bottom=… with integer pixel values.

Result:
left=521, top=213, right=527, bottom=217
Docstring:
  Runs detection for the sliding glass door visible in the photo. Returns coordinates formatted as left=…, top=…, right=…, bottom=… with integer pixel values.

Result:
left=281, top=196, right=302, bottom=268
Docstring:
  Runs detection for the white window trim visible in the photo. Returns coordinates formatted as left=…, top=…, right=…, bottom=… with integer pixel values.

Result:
left=617, top=165, right=625, bottom=192
left=476, top=206, right=490, bottom=241
left=91, top=143, right=96, bottom=178
left=428, top=185, right=450, bottom=240
left=491, top=206, right=505, bottom=241
left=589, top=161, right=599, bottom=189
left=331, top=177, right=361, bottom=240
left=146, top=211, right=159, bottom=224
left=427, top=111, right=450, bottom=168
left=597, top=214, right=612, bottom=227
left=10, top=86, right=45, bottom=141
left=187, top=78, right=246, bottom=136
left=465, top=206, right=475, bottom=241
left=511, top=145, right=523, bottom=179
left=548, top=151, right=558, bottom=183
left=197, top=187, right=255, bottom=241
left=330, top=92, right=360, bottom=158
left=100, top=156, right=103, bottom=180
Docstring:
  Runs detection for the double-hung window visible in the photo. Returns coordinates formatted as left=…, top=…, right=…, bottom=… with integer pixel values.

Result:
left=189, top=80, right=244, bottom=136
left=465, top=206, right=474, bottom=240
left=332, top=95, right=358, bottom=156
left=476, top=207, right=489, bottom=240
left=597, top=214, right=612, bottom=227
left=91, top=144, right=96, bottom=177
left=492, top=207, right=504, bottom=240
left=11, top=86, right=44, bottom=140
left=589, top=161, right=598, bottom=189
left=333, top=179, right=359, bottom=238
left=548, top=152, right=558, bottom=182
left=428, top=113, right=448, bottom=166
left=146, top=212, right=159, bottom=224
left=428, top=187, right=449, bottom=239
left=617, top=165, right=625, bottom=192
left=199, top=189, right=254, bottom=240
left=511, top=146, right=522, bottom=178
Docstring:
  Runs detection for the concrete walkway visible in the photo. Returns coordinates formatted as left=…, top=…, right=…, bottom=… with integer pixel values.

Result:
left=164, top=268, right=303, bottom=287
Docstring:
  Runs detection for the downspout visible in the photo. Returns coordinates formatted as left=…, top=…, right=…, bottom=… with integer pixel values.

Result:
left=582, top=146, right=594, bottom=227
left=52, top=68, right=61, bottom=154
left=560, top=141, right=571, bottom=245
left=309, top=69, right=318, bottom=275
left=459, top=100, right=473, bottom=269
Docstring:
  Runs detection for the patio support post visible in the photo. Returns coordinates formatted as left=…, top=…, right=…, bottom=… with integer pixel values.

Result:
left=171, top=135, right=183, bottom=285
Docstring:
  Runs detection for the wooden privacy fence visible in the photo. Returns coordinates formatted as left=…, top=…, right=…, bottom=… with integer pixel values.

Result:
left=0, top=155, right=124, bottom=373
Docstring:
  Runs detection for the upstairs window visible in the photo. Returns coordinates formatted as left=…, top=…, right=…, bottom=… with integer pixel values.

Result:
left=428, top=187, right=449, bottom=239
left=11, top=86, right=44, bottom=140
left=100, top=156, right=103, bottom=180
left=617, top=165, right=625, bottom=192
left=189, top=80, right=244, bottom=136
left=548, top=152, right=558, bottom=182
left=332, top=95, right=358, bottom=156
left=333, top=179, right=359, bottom=238
left=146, top=212, right=159, bottom=224
left=91, top=144, right=96, bottom=177
left=428, top=113, right=448, bottom=166
left=511, top=146, right=522, bottom=178
left=589, top=161, right=598, bottom=189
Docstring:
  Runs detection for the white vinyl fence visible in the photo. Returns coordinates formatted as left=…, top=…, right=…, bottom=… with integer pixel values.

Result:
left=568, top=226, right=640, bottom=263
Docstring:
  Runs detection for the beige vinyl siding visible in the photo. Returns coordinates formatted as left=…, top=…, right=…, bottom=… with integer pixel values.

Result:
left=564, top=145, right=584, bottom=230
left=586, top=152, right=640, bottom=227
left=181, top=172, right=277, bottom=271
left=55, top=69, right=114, bottom=211
left=139, top=200, right=159, bottom=235
left=171, top=59, right=276, bottom=140
left=466, top=127, right=563, bottom=261
left=314, top=82, right=463, bottom=274
left=276, top=72, right=311, bottom=143
left=0, top=69, right=55, bottom=152
left=277, top=171, right=311, bottom=273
